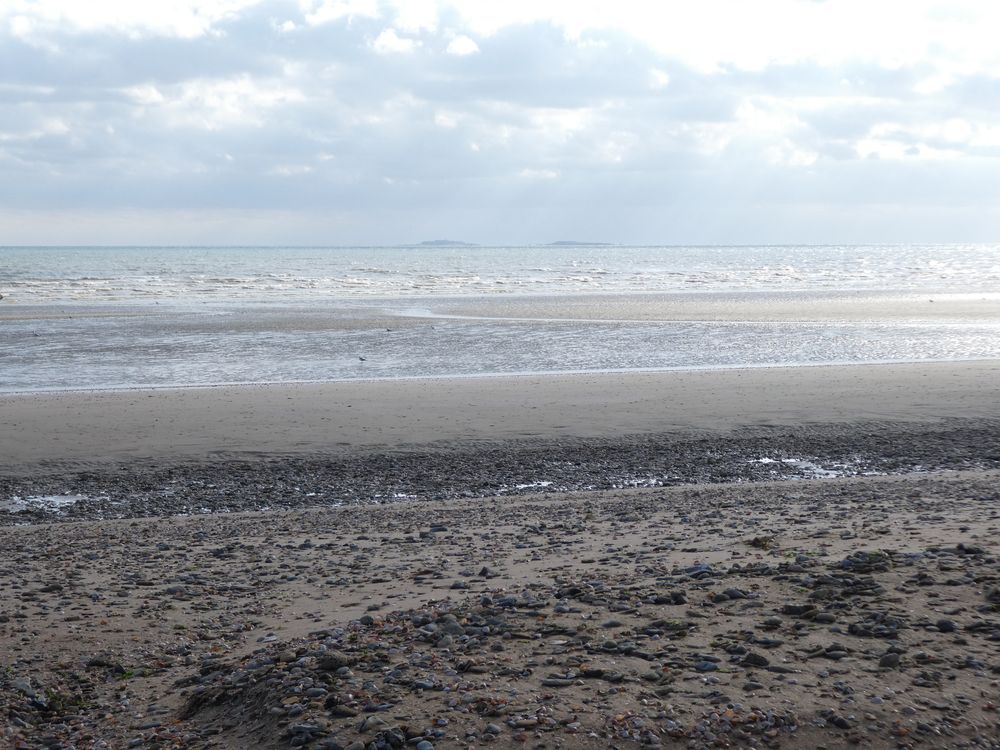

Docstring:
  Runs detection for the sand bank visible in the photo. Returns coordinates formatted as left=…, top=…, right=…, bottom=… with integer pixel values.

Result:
left=436, top=290, right=1000, bottom=323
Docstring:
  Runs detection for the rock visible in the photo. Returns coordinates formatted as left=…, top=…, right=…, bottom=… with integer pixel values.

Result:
left=541, top=678, right=575, bottom=687
left=685, top=563, right=714, bottom=579
left=358, top=715, right=387, bottom=732
left=935, top=619, right=957, bottom=633
left=879, top=653, right=900, bottom=669
left=328, top=705, right=358, bottom=717
left=741, top=652, right=770, bottom=668
left=437, top=614, right=465, bottom=636
left=317, top=652, right=356, bottom=671
left=781, top=604, right=816, bottom=617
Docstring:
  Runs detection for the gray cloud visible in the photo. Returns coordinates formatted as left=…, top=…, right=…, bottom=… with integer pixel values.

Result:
left=1, top=0, right=999, bottom=243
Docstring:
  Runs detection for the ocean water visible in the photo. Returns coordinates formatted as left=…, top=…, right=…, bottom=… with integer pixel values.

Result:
left=2, top=244, right=999, bottom=392
left=4, top=244, right=1000, bottom=302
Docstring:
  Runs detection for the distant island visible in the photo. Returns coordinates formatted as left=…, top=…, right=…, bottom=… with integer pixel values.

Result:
left=548, top=240, right=614, bottom=246
left=415, top=239, right=478, bottom=247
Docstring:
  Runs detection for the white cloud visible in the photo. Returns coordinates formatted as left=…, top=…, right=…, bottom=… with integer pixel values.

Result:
left=439, top=0, right=1000, bottom=76
left=270, top=164, right=314, bottom=176
left=649, top=68, right=670, bottom=90
left=6, top=1, right=1000, bottom=77
left=8, top=14, right=34, bottom=38
left=446, top=34, right=479, bottom=56
left=1, top=0, right=260, bottom=38
left=390, top=0, right=439, bottom=33
left=372, top=27, right=418, bottom=54
left=0, top=117, right=70, bottom=142
left=519, top=168, right=559, bottom=179
left=127, top=76, right=307, bottom=130
left=764, top=140, right=818, bottom=168
left=913, top=74, right=954, bottom=95
left=434, top=112, right=460, bottom=128
left=300, top=0, right=378, bottom=27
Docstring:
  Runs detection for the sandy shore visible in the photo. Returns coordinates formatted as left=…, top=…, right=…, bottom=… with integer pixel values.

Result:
left=2, top=362, right=1000, bottom=748
left=3, top=361, right=1000, bottom=476
left=2, top=472, right=999, bottom=749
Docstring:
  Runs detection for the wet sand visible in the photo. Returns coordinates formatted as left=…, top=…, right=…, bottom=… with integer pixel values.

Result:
left=3, top=361, right=1000, bottom=476
left=436, top=290, right=1000, bottom=323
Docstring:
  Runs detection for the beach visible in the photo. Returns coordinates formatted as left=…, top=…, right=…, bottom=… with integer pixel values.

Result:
left=5, top=0, right=1000, bottom=741
left=3, top=250, right=1000, bottom=749
left=2, top=361, right=1000, bottom=749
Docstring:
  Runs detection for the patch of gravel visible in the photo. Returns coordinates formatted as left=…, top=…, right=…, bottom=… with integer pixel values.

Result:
left=2, top=418, right=1000, bottom=525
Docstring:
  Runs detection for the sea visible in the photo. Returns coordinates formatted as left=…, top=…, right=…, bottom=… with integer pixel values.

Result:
left=2, top=244, right=999, bottom=392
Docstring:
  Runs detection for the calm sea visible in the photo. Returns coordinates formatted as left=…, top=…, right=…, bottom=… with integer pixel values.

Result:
left=2, top=244, right=999, bottom=391
left=4, top=244, right=1000, bottom=301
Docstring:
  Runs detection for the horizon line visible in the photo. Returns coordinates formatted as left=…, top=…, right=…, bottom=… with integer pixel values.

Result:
left=4, top=241, right=998, bottom=249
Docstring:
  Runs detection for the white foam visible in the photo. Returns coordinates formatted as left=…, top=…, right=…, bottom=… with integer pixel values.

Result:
left=751, top=458, right=844, bottom=478
left=1, top=494, right=88, bottom=513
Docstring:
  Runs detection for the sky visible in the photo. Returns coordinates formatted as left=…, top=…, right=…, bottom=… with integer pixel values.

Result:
left=2, top=0, right=999, bottom=245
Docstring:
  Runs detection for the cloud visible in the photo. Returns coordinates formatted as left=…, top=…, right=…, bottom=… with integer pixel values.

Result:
left=2, top=0, right=262, bottom=39
left=371, top=27, right=418, bottom=54
left=1, top=0, right=999, bottom=243
left=445, top=34, right=478, bottom=56
left=519, top=168, right=559, bottom=179
left=301, top=0, right=378, bottom=27
left=126, top=75, right=307, bottom=130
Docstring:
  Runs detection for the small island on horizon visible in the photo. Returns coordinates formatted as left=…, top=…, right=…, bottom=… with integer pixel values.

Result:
left=414, top=239, right=479, bottom=247
left=410, top=240, right=615, bottom=247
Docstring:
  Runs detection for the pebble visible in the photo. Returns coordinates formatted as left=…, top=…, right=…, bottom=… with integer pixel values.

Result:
left=3, top=470, right=998, bottom=750
left=879, top=653, right=901, bottom=669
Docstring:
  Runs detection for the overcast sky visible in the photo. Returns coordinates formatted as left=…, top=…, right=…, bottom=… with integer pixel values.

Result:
left=2, top=0, right=999, bottom=245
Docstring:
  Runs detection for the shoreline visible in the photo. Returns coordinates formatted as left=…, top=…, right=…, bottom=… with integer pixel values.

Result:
left=2, top=356, right=998, bottom=397
left=5, top=288, right=1000, bottom=321
left=6, top=291, right=999, bottom=392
